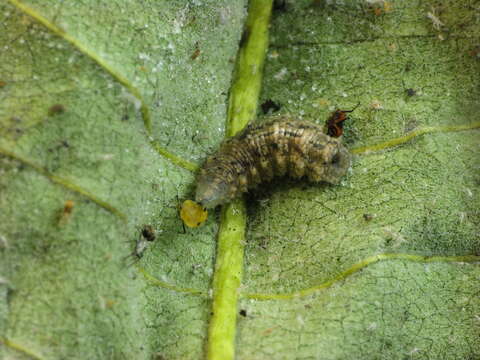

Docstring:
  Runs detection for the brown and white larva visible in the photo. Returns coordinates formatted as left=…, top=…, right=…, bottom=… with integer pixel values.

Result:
left=195, top=117, right=351, bottom=208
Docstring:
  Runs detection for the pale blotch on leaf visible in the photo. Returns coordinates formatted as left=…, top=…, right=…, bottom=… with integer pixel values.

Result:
left=180, top=200, right=208, bottom=228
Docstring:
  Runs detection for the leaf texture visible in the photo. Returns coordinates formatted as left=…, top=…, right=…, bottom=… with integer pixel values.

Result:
left=1, top=1, right=479, bottom=359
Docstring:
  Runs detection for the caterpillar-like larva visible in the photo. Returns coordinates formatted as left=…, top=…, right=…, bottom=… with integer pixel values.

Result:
left=195, top=117, right=351, bottom=208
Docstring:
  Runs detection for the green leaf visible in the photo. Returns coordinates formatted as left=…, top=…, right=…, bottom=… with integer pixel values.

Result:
left=236, top=1, right=480, bottom=359
left=1, top=0, right=479, bottom=360
left=1, top=1, right=246, bottom=359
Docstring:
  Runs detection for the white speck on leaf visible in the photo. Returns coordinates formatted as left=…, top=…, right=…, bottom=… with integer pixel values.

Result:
left=409, top=348, right=421, bottom=355
left=0, top=235, right=8, bottom=248
left=138, top=53, right=150, bottom=61
left=274, top=67, right=288, bottom=80
left=121, top=89, right=142, bottom=111
left=99, top=154, right=114, bottom=161
left=427, top=7, right=444, bottom=30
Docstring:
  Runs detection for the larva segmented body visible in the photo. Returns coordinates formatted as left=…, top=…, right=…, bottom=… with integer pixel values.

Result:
left=195, top=118, right=351, bottom=208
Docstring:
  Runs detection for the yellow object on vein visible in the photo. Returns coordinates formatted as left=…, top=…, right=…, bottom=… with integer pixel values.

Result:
left=180, top=200, right=208, bottom=228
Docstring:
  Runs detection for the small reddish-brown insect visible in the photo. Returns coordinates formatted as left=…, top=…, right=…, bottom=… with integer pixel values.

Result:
left=326, top=103, right=359, bottom=138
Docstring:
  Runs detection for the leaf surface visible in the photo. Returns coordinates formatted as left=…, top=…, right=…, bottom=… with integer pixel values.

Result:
left=1, top=1, right=479, bottom=359
left=238, top=1, right=480, bottom=359
left=0, top=1, right=246, bottom=358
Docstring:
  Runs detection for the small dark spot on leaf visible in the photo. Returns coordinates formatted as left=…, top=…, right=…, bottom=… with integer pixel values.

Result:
left=141, top=225, right=156, bottom=242
left=404, top=118, right=418, bottom=133
left=191, top=43, right=201, bottom=60
left=469, top=46, right=480, bottom=59
left=239, top=309, right=247, bottom=317
left=273, top=0, right=287, bottom=12
left=261, top=99, right=281, bottom=114
left=363, top=214, right=374, bottom=221
left=48, top=104, right=66, bottom=117
left=57, top=200, right=74, bottom=226
left=405, top=88, right=416, bottom=97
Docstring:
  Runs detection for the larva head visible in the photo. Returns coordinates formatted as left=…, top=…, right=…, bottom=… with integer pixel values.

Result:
left=308, top=141, right=351, bottom=184
left=195, top=169, right=232, bottom=208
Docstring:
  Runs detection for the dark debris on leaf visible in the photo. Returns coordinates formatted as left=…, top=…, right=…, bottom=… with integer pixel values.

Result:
left=261, top=99, right=281, bottom=114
